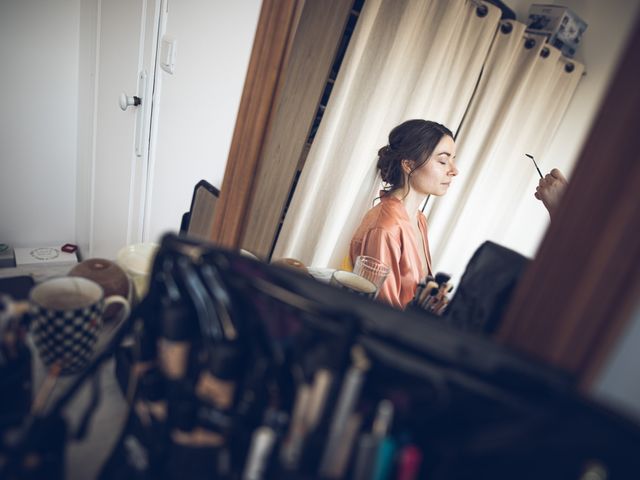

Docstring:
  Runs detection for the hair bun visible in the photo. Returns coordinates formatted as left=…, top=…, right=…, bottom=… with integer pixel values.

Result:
left=377, top=145, right=397, bottom=184
left=378, top=145, right=390, bottom=157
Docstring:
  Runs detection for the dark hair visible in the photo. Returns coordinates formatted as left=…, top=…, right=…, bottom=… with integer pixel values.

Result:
left=377, top=119, right=453, bottom=191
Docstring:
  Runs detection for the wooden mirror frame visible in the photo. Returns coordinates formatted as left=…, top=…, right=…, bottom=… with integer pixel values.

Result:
left=212, top=0, right=640, bottom=389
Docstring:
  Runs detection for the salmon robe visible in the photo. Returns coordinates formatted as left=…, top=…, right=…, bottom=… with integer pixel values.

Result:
left=350, top=193, right=432, bottom=309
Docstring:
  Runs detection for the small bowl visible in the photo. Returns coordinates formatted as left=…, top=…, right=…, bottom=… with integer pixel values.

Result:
left=68, top=258, right=131, bottom=320
left=270, top=257, right=310, bottom=276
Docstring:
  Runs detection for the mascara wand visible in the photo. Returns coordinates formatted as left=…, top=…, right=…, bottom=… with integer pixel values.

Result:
left=525, top=153, right=543, bottom=178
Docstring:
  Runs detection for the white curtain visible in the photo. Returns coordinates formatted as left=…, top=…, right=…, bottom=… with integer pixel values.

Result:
left=273, top=0, right=502, bottom=267
left=426, top=20, right=584, bottom=286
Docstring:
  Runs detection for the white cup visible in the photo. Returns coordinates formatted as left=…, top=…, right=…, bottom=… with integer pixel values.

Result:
left=116, top=243, right=158, bottom=301
left=330, top=270, right=377, bottom=299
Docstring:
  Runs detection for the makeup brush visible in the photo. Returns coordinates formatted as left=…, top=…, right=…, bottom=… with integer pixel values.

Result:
left=525, top=153, right=543, bottom=178
left=434, top=272, right=451, bottom=286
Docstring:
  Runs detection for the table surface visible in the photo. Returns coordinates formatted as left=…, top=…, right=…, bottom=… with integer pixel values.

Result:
left=31, top=346, right=129, bottom=480
left=0, top=263, right=76, bottom=282
left=2, top=262, right=129, bottom=479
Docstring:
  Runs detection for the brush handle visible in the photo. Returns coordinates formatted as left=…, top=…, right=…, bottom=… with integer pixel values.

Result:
left=526, top=154, right=543, bottom=178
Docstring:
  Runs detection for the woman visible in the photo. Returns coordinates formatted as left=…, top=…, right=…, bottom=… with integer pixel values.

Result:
left=350, top=119, right=458, bottom=309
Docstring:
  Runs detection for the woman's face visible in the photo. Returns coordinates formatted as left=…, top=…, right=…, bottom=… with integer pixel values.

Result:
left=408, top=135, right=458, bottom=196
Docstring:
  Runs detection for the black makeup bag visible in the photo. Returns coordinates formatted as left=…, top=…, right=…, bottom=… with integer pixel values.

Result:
left=6, top=234, right=639, bottom=480
left=104, top=235, right=640, bottom=479
left=442, top=240, right=530, bottom=335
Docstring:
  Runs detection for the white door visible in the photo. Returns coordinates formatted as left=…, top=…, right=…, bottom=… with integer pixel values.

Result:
left=90, top=0, right=163, bottom=258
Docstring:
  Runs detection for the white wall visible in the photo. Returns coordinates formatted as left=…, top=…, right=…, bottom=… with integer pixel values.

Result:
left=0, top=0, right=261, bottom=253
left=143, top=0, right=262, bottom=244
left=503, top=0, right=640, bottom=256
left=593, top=300, right=640, bottom=423
left=0, top=0, right=81, bottom=248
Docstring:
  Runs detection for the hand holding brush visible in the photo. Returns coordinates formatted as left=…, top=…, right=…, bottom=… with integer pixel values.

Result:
left=535, top=168, right=568, bottom=216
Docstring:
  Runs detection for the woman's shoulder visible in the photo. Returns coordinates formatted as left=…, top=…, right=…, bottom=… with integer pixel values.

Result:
left=361, top=200, right=408, bottom=233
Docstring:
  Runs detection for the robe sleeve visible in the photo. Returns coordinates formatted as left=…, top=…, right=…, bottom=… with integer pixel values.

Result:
left=357, top=227, right=403, bottom=309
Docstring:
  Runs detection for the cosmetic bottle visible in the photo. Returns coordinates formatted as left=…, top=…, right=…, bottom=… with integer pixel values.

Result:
left=279, top=382, right=312, bottom=470
left=190, top=342, right=244, bottom=446
left=280, top=350, right=337, bottom=472
left=197, top=342, right=243, bottom=410
left=395, top=444, right=422, bottom=480
left=318, top=345, right=370, bottom=478
left=372, top=435, right=397, bottom=480
left=137, top=366, right=163, bottom=401
left=305, top=368, right=333, bottom=432
left=353, top=399, right=394, bottom=480
left=353, top=429, right=379, bottom=480
left=242, top=410, right=288, bottom=480
left=132, top=365, right=169, bottom=428
left=156, top=261, right=198, bottom=382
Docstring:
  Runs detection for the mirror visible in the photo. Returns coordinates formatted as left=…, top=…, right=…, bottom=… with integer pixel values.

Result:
left=237, top=0, right=638, bottom=291
left=213, top=0, right=640, bottom=402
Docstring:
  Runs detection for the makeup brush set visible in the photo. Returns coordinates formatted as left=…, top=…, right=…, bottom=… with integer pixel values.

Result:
left=408, top=272, right=453, bottom=315
left=4, top=233, right=640, bottom=479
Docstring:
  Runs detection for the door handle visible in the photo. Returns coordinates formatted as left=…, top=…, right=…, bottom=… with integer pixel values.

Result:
left=118, top=71, right=149, bottom=157
left=134, top=71, right=149, bottom=157
left=119, top=93, right=142, bottom=111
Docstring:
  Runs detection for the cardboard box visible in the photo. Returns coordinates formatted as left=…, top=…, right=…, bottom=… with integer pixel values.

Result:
left=526, top=4, right=587, bottom=58
left=14, top=246, right=78, bottom=266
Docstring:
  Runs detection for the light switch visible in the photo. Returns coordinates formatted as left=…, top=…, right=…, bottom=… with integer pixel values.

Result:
left=160, top=36, right=176, bottom=74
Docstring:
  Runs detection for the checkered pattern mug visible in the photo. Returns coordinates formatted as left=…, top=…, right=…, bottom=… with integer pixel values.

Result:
left=29, top=277, right=130, bottom=375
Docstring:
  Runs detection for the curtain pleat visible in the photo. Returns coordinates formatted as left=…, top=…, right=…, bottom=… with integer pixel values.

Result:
left=273, top=0, right=501, bottom=267
left=427, top=21, right=585, bottom=285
